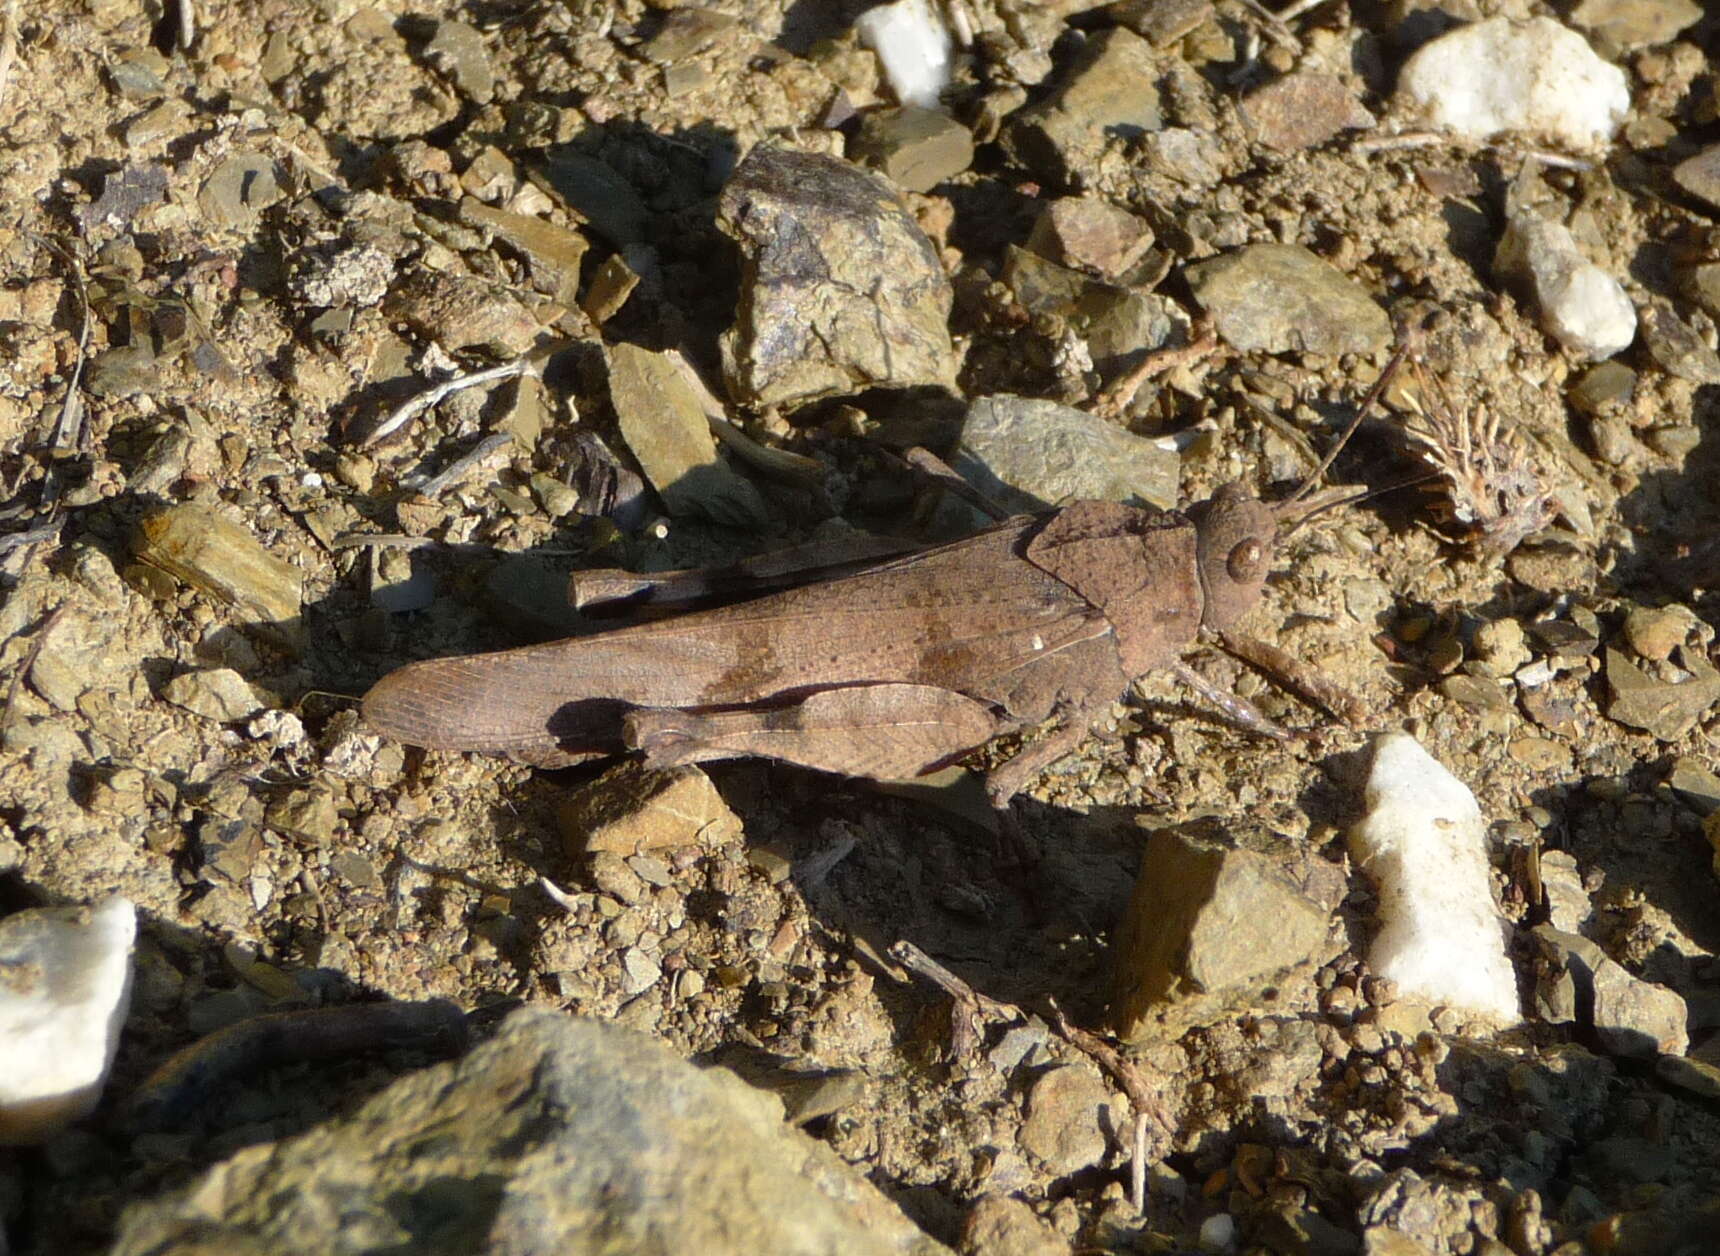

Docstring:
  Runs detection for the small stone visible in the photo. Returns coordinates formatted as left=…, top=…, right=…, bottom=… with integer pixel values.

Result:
left=383, top=266, right=545, bottom=356
left=1641, top=303, right=1720, bottom=384
left=1472, top=618, right=1530, bottom=676
left=1438, top=673, right=1511, bottom=712
left=1566, top=360, right=1636, bottom=413
left=1622, top=603, right=1695, bottom=662
left=85, top=345, right=160, bottom=399
left=579, top=253, right=640, bottom=326
left=1105, top=0, right=1212, bottom=47
left=1003, top=246, right=1187, bottom=376
left=162, top=668, right=266, bottom=722
left=1533, top=925, right=1687, bottom=1057
left=1655, top=1054, right=1720, bottom=1101
left=952, top=395, right=1179, bottom=514
left=1017, top=1064, right=1114, bottom=1175
left=1241, top=71, right=1374, bottom=152
left=1026, top=197, right=1155, bottom=281
left=855, top=0, right=951, bottom=110
left=424, top=18, right=494, bottom=103
left=1682, top=262, right=1720, bottom=319
left=198, top=152, right=285, bottom=230
left=1112, top=824, right=1342, bottom=1039
left=558, top=759, right=743, bottom=857
left=108, top=48, right=168, bottom=99
left=264, top=788, right=341, bottom=845
left=718, top=145, right=958, bottom=406
left=988, top=1023, right=1051, bottom=1074
left=0, top=897, right=136, bottom=1144
left=1667, top=758, right=1720, bottom=815
left=641, top=7, right=742, bottom=64
left=1494, top=212, right=1636, bottom=361
left=1539, top=851, right=1591, bottom=933
left=1673, top=146, right=1720, bottom=214
left=1394, top=17, right=1629, bottom=150
left=961, top=1195, right=1070, bottom=1256
left=134, top=504, right=304, bottom=649
left=1605, top=647, right=1720, bottom=740
left=1508, top=736, right=1568, bottom=772
left=457, top=197, right=589, bottom=305
left=1185, top=243, right=1391, bottom=358
left=850, top=106, right=974, bottom=193
left=1570, top=0, right=1701, bottom=54
left=329, top=851, right=381, bottom=890
left=1005, top=27, right=1162, bottom=186
left=607, top=343, right=773, bottom=528
left=776, top=1070, right=870, bottom=1126
left=289, top=239, right=395, bottom=309
left=619, top=947, right=661, bottom=995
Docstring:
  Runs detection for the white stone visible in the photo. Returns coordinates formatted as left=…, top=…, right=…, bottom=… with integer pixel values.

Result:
left=1495, top=211, right=1637, bottom=361
left=1395, top=17, right=1629, bottom=151
left=855, top=0, right=951, bottom=111
left=1349, top=734, right=1519, bottom=1024
left=0, top=896, right=137, bottom=1143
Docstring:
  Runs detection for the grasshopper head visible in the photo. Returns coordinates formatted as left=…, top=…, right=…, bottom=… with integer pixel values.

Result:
left=1190, top=482, right=1277, bottom=632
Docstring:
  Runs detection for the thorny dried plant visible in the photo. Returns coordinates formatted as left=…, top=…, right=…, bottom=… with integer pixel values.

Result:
left=1396, top=355, right=1553, bottom=559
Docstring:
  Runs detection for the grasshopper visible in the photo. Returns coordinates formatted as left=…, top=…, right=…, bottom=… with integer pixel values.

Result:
left=359, top=359, right=1398, bottom=819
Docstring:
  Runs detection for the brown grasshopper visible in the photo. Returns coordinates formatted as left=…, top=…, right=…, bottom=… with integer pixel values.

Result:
left=360, top=352, right=1401, bottom=818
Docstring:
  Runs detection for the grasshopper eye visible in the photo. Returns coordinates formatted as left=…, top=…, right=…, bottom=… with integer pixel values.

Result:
left=1227, top=538, right=1263, bottom=582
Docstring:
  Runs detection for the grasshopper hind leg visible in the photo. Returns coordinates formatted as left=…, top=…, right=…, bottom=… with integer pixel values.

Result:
left=622, top=684, right=1003, bottom=781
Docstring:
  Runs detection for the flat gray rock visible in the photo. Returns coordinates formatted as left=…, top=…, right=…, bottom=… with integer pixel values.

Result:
left=953, top=395, right=1179, bottom=514
left=1184, top=243, right=1390, bottom=358
left=112, top=1009, right=951, bottom=1256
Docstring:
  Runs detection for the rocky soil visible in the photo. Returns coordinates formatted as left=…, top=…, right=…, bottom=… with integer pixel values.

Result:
left=4, top=0, right=1720, bottom=1253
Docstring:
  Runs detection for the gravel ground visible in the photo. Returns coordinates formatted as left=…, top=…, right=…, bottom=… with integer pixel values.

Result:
left=4, top=0, right=1720, bottom=1253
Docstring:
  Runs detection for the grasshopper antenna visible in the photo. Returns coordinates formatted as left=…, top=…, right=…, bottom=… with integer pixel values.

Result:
left=1282, top=469, right=1445, bottom=537
left=1287, top=338, right=1417, bottom=508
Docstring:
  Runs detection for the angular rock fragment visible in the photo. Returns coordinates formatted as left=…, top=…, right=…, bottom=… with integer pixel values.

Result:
left=383, top=267, right=545, bottom=356
left=952, top=395, right=1179, bottom=514
left=0, top=897, right=136, bottom=1144
left=1026, top=197, right=1155, bottom=281
left=850, top=106, right=974, bottom=193
left=558, top=759, right=743, bottom=857
left=1111, top=821, right=1343, bottom=1040
left=607, top=342, right=773, bottom=528
left=1394, top=17, right=1629, bottom=151
left=1494, top=212, right=1635, bottom=361
left=1006, top=28, right=1161, bottom=187
left=1569, top=0, right=1701, bottom=53
left=111, top=1010, right=952, bottom=1256
left=1184, top=243, right=1390, bottom=358
left=1672, top=145, right=1720, bottom=216
left=1641, top=303, right=1720, bottom=385
left=457, top=197, right=589, bottom=305
left=424, top=17, right=493, bottom=103
left=1017, top=1064, right=1116, bottom=1175
left=1002, top=246, right=1186, bottom=379
left=1241, top=71, right=1374, bottom=152
left=1533, top=925, right=1688, bottom=1058
left=1604, top=646, right=1720, bottom=741
left=718, top=145, right=957, bottom=407
left=162, top=668, right=267, bottom=722
left=1348, top=733, right=1520, bottom=1024
left=133, top=504, right=304, bottom=649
